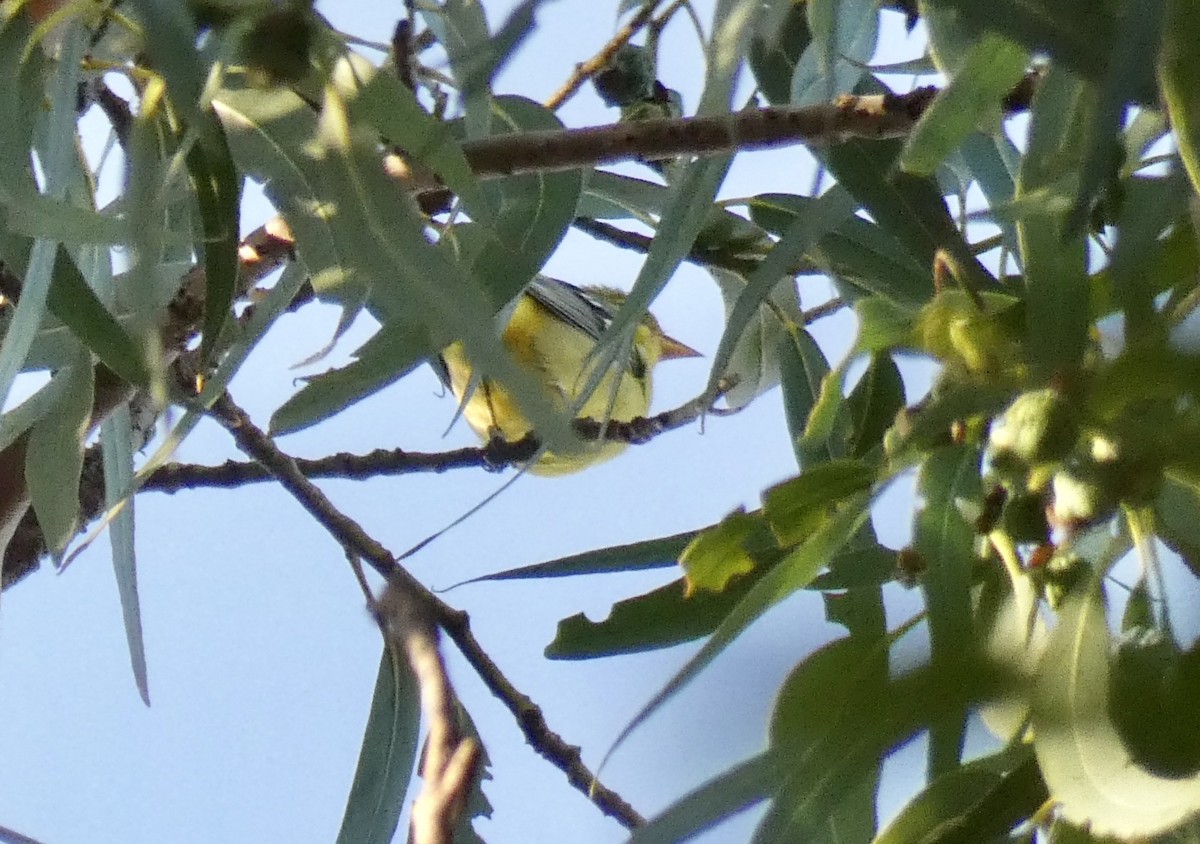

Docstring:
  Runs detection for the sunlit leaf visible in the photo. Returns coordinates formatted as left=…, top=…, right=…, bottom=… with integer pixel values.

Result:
left=1032, top=585, right=1200, bottom=838
left=679, top=507, right=764, bottom=596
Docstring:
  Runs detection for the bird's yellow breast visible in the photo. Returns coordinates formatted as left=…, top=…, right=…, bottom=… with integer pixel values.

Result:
left=439, top=294, right=657, bottom=475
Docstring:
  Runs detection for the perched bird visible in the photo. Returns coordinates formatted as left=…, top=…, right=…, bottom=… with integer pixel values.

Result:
left=436, top=276, right=700, bottom=475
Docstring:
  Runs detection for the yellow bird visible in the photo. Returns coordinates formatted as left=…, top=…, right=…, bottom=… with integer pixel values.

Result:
left=436, top=276, right=700, bottom=475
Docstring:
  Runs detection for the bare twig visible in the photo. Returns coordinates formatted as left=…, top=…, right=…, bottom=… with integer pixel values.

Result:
left=204, top=391, right=646, bottom=830
left=373, top=580, right=480, bottom=844
left=543, top=0, right=667, bottom=111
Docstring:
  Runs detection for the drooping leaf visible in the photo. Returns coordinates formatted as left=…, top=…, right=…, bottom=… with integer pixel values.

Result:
left=457, top=529, right=695, bottom=584
left=778, top=327, right=847, bottom=468
left=844, top=353, right=905, bottom=461
left=873, top=744, right=1047, bottom=844
left=1161, top=0, right=1200, bottom=200
left=791, top=0, right=880, bottom=106
left=763, top=459, right=876, bottom=547
left=337, top=646, right=421, bottom=844
left=900, top=35, right=1029, bottom=177
left=1015, top=65, right=1093, bottom=377
left=25, top=349, right=92, bottom=557
left=912, top=445, right=982, bottom=776
left=629, top=754, right=780, bottom=844
left=1032, top=584, right=1200, bottom=838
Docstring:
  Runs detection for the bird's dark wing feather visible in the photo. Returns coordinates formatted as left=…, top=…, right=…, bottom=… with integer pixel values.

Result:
left=525, top=276, right=613, bottom=342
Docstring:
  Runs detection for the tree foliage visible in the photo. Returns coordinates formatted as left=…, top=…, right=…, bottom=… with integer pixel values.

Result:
left=2, top=0, right=1200, bottom=841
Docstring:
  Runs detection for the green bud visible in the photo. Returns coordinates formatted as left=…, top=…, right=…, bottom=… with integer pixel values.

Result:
left=988, top=388, right=1078, bottom=466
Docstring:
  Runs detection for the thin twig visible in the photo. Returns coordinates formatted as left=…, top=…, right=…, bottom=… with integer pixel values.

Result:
left=543, top=0, right=666, bottom=111
left=204, top=391, right=646, bottom=830
left=374, top=580, right=480, bottom=844
left=143, top=384, right=736, bottom=492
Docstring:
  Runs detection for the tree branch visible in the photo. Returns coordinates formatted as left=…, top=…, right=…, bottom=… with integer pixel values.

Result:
left=543, top=0, right=668, bottom=111
left=204, top=390, right=646, bottom=830
left=372, top=580, right=480, bottom=844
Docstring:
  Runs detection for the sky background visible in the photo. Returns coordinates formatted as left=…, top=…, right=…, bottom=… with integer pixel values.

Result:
left=0, top=3, right=973, bottom=842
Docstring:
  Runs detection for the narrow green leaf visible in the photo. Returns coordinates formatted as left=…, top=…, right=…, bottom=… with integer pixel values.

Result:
left=913, top=445, right=981, bottom=776
left=844, top=353, right=904, bottom=461
left=792, top=0, right=879, bottom=106
left=25, top=351, right=92, bottom=557
left=1065, top=0, right=1167, bottom=235
left=1161, top=0, right=1200, bottom=200
left=1015, top=66, right=1092, bottom=376
left=185, top=118, right=242, bottom=367
left=602, top=494, right=870, bottom=764
left=797, top=360, right=849, bottom=459
left=750, top=192, right=932, bottom=309
left=874, top=745, right=1046, bottom=844
left=706, top=187, right=858, bottom=408
left=546, top=573, right=753, bottom=660
left=900, top=35, right=1029, bottom=177
left=102, top=404, right=149, bottom=705
left=958, top=131, right=1020, bottom=254
left=46, top=247, right=149, bottom=387
left=778, top=327, right=851, bottom=469
left=127, top=0, right=241, bottom=366
left=764, top=459, right=876, bottom=547
left=921, top=0, right=1114, bottom=84
left=629, top=754, right=780, bottom=844
left=270, top=322, right=430, bottom=437
left=1107, top=174, right=1188, bottom=345
left=546, top=545, right=888, bottom=661
left=0, top=17, right=82, bottom=410
left=707, top=268, right=799, bottom=409
left=456, top=530, right=695, bottom=584
left=337, top=647, right=421, bottom=844
left=748, top=0, right=811, bottom=105
left=420, top=0, right=493, bottom=136
left=823, top=134, right=991, bottom=297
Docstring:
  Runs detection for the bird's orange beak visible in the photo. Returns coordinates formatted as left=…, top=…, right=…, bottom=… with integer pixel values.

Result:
left=659, top=334, right=702, bottom=360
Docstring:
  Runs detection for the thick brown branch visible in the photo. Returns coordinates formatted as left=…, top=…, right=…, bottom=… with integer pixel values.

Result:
left=462, top=88, right=941, bottom=177
left=205, top=391, right=646, bottom=830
